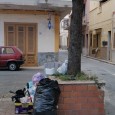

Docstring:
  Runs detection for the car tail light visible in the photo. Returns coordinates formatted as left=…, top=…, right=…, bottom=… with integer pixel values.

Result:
left=20, top=55, right=23, bottom=60
left=20, top=55, right=25, bottom=60
left=21, top=55, right=25, bottom=61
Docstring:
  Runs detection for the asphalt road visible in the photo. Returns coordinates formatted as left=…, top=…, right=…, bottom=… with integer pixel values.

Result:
left=0, top=54, right=115, bottom=115
left=0, top=67, right=44, bottom=98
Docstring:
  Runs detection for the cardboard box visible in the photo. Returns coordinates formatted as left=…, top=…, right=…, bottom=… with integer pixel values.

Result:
left=15, top=102, right=33, bottom=114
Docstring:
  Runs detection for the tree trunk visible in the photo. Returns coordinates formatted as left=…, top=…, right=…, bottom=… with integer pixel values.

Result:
left=67, top=0, right=84, bottom=76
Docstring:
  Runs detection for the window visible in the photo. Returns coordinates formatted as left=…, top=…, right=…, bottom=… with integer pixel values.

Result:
left=7, top=48, right=14, bottom=54
left=28, top=27, right=33, bottom=31
left=100, top=0, right=109, bottom=5
left=82, top=35, right=85, bottom=47
left=1, top=48, right=14, bottom=54
left=93, top=34, right=99, bottom=48
left=83, top=4, right=85, bottom=16
left=1, top=48, right=7, bottom=54
left=100, top=0, right=108, bottom=2
left=90, top=34, right=92, bottom=47
left=18, top=27, right=24, bottom=31
left=96, top=34, right=99, bottom=47
left=8, top=26, right=14, bottom=32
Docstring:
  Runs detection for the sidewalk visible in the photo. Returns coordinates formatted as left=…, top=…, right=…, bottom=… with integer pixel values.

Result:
left=0, top=97, right=29, bottom=115
left=84, top=55, right=115, bottom=65
left=0, top=98, right=17, bottom=115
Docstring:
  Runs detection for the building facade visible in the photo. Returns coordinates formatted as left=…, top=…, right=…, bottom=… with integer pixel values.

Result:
left=0, top=0, right=71, bottom=66
left=82, top=0, right=90, bottom=56
left=89, top=0, right=115, bottom=63
left=60, top=14, right=70, bottom=50
left=60, top=0, right=89, bottom=53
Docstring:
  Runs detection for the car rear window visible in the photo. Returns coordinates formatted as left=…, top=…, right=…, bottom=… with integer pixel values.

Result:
left=1, top=47, right=14, bottom=54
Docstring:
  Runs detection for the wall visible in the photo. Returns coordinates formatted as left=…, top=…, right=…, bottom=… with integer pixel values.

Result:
left=0, top=0, right=37, bottom=5
left=58, top=83, right=105, bottom=115
left=0, top=0, right=72, bottom=7
left=90, top=1, right=99, bottom=11
left=89, top=1, right=113, bottom=31
left=111, top=13, right=115, bottom=62
left=82, top=0, right=90, bottom=56
left=60, top=29, right=68, bottom=50
left=0, top=14, right=55, bottom=52
left=38, top=52, right=58, bottom=65
left=89, top=0, right=114, bottom=60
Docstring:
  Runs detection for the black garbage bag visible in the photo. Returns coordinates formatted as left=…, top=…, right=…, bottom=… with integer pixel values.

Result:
left=10, top=89, right=25, bottom=103
left=33, top=78, right=61, bottom=113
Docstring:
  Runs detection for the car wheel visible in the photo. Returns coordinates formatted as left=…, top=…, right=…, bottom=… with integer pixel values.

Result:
left=8, top=62, right=17, bottom=71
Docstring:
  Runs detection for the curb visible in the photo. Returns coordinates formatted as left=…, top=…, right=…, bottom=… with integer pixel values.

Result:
left=83, top=55, right=115, bottom=65
left=21, top=66, right=44, bottom=70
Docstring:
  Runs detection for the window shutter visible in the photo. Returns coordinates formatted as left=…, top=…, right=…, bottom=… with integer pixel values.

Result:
left=27, top=26, right=35, bottom=53
left=17, top=26, right=25, bottom=53
left=7, top=25, right=15, bottom=46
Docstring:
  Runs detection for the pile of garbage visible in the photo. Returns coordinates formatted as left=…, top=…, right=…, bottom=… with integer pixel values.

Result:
left=10, top=72, right=61, bottom=114
left=45, top=60, right=68, bottom=75
left=10, top=73, right=43, bottom=114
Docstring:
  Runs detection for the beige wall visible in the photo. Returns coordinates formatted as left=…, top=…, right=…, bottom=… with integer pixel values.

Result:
left=89, top=0, right=114, bottom=43
left=90, top=1, right=99, bottom=11
left=90, top=0, right=113, bottom=31
left=82, top=0, right=90, bottom=56
left=89, top=0, right=115, bottom=60
left=0, top=14, right=55, bottom=52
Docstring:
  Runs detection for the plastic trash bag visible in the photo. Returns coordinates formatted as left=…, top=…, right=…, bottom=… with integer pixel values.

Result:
left=26, top=81, right=36, bottom=102
left=45, top=68, right=56, bottom=75
left=57, top=60, right=68, bottom=74
left=20, top=96, right=31, bottom=103
left=10, top=89, right=25, bottom=103
left=32, top=72, right=45, bottom=85
left=33, top=78, right=61, bottom=113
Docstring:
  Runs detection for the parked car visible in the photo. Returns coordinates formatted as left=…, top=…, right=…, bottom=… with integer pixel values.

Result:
left=0, top=46, right=25, bottom=71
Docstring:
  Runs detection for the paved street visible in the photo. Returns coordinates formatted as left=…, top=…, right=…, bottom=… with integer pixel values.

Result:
left=0, top=67, right=44, bottom=115
left=0, top=53, right=115, bottom=115
left=0, top=67, right=44, bottom=98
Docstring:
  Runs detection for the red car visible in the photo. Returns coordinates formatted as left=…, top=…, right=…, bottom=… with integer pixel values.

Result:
left=0, top=46, right=25, bottom=71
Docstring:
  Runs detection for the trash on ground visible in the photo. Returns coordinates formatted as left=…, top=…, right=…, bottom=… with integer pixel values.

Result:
left=10, top=72, right=61, bottom=114
left=57, top=60, right=68, bottom=74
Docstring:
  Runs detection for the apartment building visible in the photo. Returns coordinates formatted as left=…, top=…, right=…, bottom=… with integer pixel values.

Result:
left=60, top=14, right=70, bottom=50
left=82, top=0, right=90, bottom=56
left=0, top=0, right=71, bottom=66
left=60, top=0, right=89, bottom=54
left=89, top=0, right=115, bottom=63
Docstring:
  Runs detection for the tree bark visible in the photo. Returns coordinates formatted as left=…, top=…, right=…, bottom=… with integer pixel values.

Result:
left=67, top=0, right=84, bottom=76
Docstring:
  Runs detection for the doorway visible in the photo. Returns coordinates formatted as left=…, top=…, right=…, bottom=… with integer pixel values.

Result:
left=4, top=23, right=37, bottom=66
left=107, top=31, right=111, bottom=60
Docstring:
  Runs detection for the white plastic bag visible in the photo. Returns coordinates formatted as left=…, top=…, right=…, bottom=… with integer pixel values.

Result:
left=20, top=96, right=31, bottom=103
left=45, top=68, right=56, bottom=75
left=57, top=60, right=68, bottom=74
